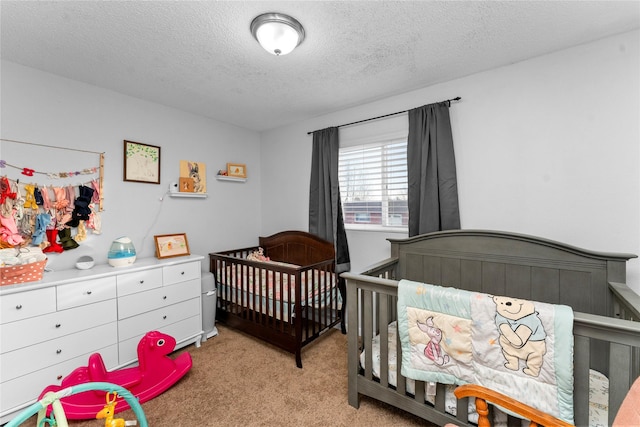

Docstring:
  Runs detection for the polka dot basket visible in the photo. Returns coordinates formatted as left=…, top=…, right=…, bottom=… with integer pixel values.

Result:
left=0, top=259, right=47, bottom=286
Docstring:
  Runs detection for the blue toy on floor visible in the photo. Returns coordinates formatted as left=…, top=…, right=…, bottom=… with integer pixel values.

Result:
left=5, top=382, right=147, bottom=427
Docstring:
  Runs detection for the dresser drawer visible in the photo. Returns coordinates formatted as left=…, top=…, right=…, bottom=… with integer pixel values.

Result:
left=0, top=344, right=118, bottom=414
left=57, top=277, right=116, bottom=310
left=118, top=315, right=201, bottom=364
left=0, top=322, right=117, bottom=382
left=117, top=278, right=200, bottom=320
left=0, top=287, right=56, bottom=324
left=163, top=261, right=200, bottom=285
left=117, top=268, right=163, bottom=297
left=1, top=299, right=117, bottom=354
left=118, top=297, right=200, bottom=341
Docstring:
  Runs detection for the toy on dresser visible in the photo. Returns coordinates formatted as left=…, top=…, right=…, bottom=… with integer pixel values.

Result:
left=38, top=330, right=192, bottom=419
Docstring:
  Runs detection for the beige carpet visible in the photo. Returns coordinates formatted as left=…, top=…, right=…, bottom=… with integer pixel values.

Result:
left=20, top=324, right=435, bottom=427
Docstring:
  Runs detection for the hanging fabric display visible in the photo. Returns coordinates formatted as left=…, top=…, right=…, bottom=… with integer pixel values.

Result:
left=0, top=138, right=104, bottom=254
left=0, top=178, right=102, bottom=251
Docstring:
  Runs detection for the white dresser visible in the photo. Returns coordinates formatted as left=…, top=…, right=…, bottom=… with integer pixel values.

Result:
left=0, top=255, right=204, bottom=424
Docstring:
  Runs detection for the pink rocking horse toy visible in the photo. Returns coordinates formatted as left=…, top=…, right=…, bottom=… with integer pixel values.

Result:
left=39, top=331, right=192, bottom=419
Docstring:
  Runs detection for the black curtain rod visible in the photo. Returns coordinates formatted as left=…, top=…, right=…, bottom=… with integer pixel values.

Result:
left=306, top=97, right=461, bottom=135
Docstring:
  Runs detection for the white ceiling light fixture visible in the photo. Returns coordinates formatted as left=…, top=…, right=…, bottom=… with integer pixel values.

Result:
left=250, top=13, right=305, bottom=56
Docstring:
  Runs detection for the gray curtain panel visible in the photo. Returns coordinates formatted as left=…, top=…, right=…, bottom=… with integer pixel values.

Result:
left=407, top=102, right=460, bottom=237
left=309, top=127, right=351, bottom=274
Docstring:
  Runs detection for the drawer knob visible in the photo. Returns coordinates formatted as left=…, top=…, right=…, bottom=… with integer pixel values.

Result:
left=139, top=280, right=144, bottom=284
left=15, top=304, right=23, bottom=310
left=163, top=315, right=167, bottom=320
left=181, top=271, right=185, bottom=275
left=56, top=349, right=62, bottom=354
left=57, top=375, right=63, bottom=380
left=86, top=290, right=92, bottom=295
left=55, top=323, right=61, bottom=328
left=163, top=295, right=167, bottom=300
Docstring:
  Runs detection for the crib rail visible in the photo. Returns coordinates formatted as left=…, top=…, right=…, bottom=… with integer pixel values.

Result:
left=360, top=257, right=398, bottom=280
left=610, top=281, right=640, bottom=321
left=344, top=270, right=640, bottom=426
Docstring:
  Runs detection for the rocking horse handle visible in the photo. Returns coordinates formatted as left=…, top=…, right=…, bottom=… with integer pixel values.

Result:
left=106, top=391, right=118, bottom=404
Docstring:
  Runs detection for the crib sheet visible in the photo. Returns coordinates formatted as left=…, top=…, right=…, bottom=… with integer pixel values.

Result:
left=218, top=265, right=339, bottom=321
left=361, top=321, right=608, bottom=427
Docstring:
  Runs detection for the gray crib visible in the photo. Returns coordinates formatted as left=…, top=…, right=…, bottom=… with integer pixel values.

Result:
left=344, top=229, right=640, bottom=426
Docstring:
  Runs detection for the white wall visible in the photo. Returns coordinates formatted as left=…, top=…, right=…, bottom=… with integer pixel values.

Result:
left=260, top=30, right=640, bottom=292
left=1, top=61, right=263, bottom=272
left=2, top=30, right=638, bottom=290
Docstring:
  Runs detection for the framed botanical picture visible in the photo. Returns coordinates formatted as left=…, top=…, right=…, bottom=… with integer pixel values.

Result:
left=227, top=163, right=247, bottom=178
left=154, top=233, right=190, bottom=259
left=124, top=140, right=161, bottom=184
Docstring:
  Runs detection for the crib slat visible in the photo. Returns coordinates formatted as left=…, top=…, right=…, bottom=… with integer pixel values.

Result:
left=414, top=380, right=425, bottom=406
left=236, top=263, right=242, bottom=317
left=347, top=278, right=361, bottom=408
left=308, top=270, right=314, bottom=335
left=573, top=334, right=590, bottom=427
left=609, top=342, right=632, bottom=425
left=266, top=269, right=273, bottom=327
left=363, top=289, right=374, bottom=380
left=273, top=271, right=282, bottom=332
left=455, top=394, right=468, bottom=424
left=432, top=382, right=445, bottom=411
left=318, top=270, right=324, bottom=332
left=379, top=293, right=390, bottom=388
left=396, top=320, right=407, bottom=397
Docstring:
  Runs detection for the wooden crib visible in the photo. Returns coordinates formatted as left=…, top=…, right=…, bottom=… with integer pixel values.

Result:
left=344, top=229, right=640, bottom=426
left=210, top=230, right=344, bottom=368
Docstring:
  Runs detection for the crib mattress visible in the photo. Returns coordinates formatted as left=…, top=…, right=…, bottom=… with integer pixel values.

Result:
left=362, top=321, right=608, bottom=427
left=218, top=283, right=340, bottom=321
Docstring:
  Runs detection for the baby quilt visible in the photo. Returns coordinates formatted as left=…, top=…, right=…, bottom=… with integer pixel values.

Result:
left=397, top=279, right=574, bottom=424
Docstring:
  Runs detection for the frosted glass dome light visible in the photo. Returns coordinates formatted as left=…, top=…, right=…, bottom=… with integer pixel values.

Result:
left=108, top=236, right=136, bottom=267
left=251, top=13, right=305, bottom=56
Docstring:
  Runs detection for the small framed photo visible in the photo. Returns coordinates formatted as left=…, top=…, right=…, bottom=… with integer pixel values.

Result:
left=179, top=177, right=194, bottom=192
left=227, top=163, right=247, bottom=178
left=124, top=140, right=161, bottom=184
left=154, top=233, right=190, bottom=259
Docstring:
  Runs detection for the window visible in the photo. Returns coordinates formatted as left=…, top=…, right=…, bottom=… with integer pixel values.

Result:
left=339, top=137, right=408, bottom=230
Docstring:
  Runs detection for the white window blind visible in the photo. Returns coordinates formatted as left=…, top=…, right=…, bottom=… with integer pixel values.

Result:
left=339, top=137, right=408, bottom=230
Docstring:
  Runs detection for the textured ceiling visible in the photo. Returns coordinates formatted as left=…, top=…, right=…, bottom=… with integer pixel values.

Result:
left=1, top=1, right=639, bottom=132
